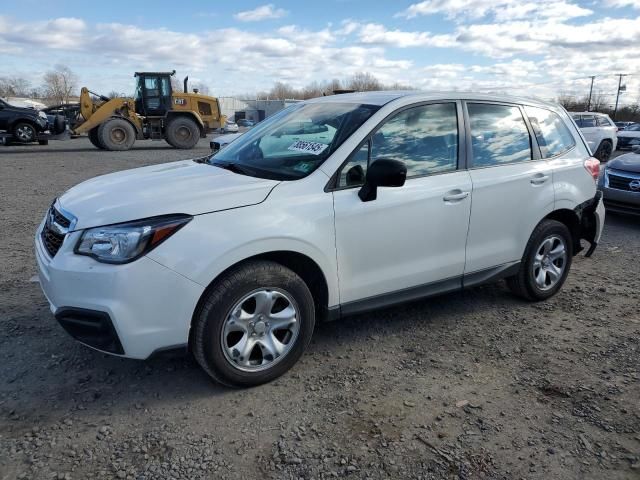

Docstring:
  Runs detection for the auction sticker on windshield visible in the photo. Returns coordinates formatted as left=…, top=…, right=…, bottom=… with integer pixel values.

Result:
left=288, top=140, right=329, bottom=155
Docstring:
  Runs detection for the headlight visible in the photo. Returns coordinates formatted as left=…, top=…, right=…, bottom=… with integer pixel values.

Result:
left=75, top=214, right=192, bottom=264
left=38, top=111, right=47, bottom=119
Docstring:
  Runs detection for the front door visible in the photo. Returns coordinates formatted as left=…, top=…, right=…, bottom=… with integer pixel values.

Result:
left=331, top=102, right=472, bottom=307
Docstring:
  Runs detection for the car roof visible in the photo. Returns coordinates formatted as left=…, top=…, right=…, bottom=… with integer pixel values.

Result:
left=304, top=90, right=562, bottom=109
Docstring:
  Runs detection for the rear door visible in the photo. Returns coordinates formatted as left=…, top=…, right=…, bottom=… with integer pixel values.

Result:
left=463, top=102, right=554, bottom=275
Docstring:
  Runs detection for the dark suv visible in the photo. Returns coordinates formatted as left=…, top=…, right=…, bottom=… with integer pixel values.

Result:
left=0, top=98, right=49, bottom=143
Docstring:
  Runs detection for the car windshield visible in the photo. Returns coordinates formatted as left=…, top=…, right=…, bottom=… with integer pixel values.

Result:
left=626, top=124, right=640, bottom=131
left=208, top=102, right=380, bottom=180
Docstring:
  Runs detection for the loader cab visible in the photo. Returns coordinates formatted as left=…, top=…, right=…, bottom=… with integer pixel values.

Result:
left=134, top=71, right=174, bottom=117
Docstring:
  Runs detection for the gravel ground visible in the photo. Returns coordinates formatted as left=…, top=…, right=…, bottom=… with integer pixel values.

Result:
left=0, top=139, right=638, bottom=480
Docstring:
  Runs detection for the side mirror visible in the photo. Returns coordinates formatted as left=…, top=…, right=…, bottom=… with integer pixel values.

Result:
left=632, top=145, right=640, bottom=154
left=358, top=159, right=407, bottom=202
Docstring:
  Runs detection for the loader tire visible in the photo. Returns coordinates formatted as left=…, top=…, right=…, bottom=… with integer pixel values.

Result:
left=165, top=117, right=200, bottom=149
left=98, top=118, right=136, bottom=151
left=88, top=127, right=105, bottom=150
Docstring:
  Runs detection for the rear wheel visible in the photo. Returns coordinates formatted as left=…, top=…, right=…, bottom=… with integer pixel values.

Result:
left=88, top=127, right=105, bottom=149
left=192, top=260, right=315, bottom=387
left=507, top=219, right=573, bottom=301
left=12, top=122, right=37, bottom=143
left=98, top=118, right=136, bottom=151
left=594, top=139, right=612, bottom=162
left=165, top=117, right=200, bottom=149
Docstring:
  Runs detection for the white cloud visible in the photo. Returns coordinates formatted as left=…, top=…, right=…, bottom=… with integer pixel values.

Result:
left=396, top=0, right=592, bottom=22
left=234, top=4, right=287, bottom=22
left=605, top=0, right=640, bottom=8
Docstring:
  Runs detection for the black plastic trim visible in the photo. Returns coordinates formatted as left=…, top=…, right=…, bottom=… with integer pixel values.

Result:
left=55, top=307, right=124, bottom=355
left=462, top=262, right=520, bottom=288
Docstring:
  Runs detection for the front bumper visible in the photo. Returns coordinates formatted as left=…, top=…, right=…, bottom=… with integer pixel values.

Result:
left=602, top=187, right=640, bottom=216
left=35, top=219, right=204, bottom=359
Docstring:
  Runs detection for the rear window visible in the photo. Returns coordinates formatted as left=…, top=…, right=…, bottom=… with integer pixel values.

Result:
left=525, top=106, right=576, bottom=158
left=468, top=103, right=532, bottom=167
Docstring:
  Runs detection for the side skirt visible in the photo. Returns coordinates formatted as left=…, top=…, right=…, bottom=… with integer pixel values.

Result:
left=324, top=261, right=521, bottom=321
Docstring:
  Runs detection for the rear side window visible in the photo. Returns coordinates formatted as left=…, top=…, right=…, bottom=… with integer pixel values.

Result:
left=581, top=116, right=596, bottom=128
left=595, top=116, right=611, bottom=127
left=525, top=106, right=576, bottom=158
left=467, top=103, right=532, bottom=167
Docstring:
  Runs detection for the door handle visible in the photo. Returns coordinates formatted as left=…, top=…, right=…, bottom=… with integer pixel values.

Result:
left=530, top=173, right=550, bottom=185
left=443, top=190, right=470, bottom=202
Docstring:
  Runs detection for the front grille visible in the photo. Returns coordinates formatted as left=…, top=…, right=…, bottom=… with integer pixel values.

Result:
left=607, top=172, right=640, bottom=192
left=40, top=206, right=71, bottom=257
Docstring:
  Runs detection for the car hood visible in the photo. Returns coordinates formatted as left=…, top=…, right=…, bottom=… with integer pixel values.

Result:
left=59, top=159, right=279, bottom=230
left=617, top=131, right=640, bottom=138
left=607, top=152, right=640, bottom=173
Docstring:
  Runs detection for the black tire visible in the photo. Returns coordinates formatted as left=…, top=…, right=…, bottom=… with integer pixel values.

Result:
left=38, top=139, right=49, bottom=146
left=88, top=127, right=105, bottom=150
left=51, top=115, right=66, bottom=135
left=97, top=118, right=136, bottom=151
left=594, top=139, right=612, bottom=162
left=165, top=116, right=200, bottom=149
left=507, top=219, right=573, bottom=301
left=12, top=122, right=37, bottom=143
left=193, top=260, right=316, bottom=388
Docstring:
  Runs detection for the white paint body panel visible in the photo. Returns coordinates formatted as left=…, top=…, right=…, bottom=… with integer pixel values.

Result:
left=333, top=171, right=472, bottom=303
left=465, top=160, right=555, bottom=273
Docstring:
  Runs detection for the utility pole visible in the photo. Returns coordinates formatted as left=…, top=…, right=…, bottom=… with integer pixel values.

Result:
left=586, top=76, right=595, bottom=111
left=613, top=74, right=627, bottom=120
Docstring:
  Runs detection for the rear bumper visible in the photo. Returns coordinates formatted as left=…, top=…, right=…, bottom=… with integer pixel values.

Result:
left=575, top=192, right=605, bottom=257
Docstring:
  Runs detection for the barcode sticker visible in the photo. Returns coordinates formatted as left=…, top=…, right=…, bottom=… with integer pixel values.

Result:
left=288, top=140, right=329, bottom=155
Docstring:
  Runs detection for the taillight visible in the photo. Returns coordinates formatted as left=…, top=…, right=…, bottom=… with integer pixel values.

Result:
left=584, top=157, right=600, bottom=182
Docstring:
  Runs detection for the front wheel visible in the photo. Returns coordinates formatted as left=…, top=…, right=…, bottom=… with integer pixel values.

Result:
left=97, top=118, right=136, bottom=151
left=13, top=122, right=37, bottom=143
left=192, top=261, right=315, bottom=387
left=507, top=220, right=573, bottom=301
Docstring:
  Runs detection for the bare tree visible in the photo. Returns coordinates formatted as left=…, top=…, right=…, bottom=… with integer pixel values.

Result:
left=42, top=65, right=78, bottom=104
left=347, top=72, right=382, bottom=91
left=0, top=76, right=31, bottom=97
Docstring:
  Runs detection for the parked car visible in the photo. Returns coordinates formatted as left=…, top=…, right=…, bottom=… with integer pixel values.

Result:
left=615, top=121, right=635, bottom=130
left=237, top=119, right=255, bottom=127
left=0, top=98, right=49, bottom=144
left=598, top=145, right=640, bottom=215
left=616, top=123, right=640, bottom=150
left=570, top=112, right=617, bottom=161
left=209, top=132, right=242, bottom=152
left=36, top=92, right=604, bottom=387
left=222, top=119, right=239, bottom=133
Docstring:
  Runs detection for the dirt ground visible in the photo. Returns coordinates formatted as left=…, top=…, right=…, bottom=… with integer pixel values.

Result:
left=0, top=139, right=638, bottom=480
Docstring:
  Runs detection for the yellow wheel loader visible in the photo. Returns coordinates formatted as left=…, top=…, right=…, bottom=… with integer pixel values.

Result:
left=74, top=71, right=225, bottom=151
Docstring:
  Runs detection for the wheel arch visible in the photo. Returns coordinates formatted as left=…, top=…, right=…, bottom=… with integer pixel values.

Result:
left=544, top=209, right=581, bottom=255
left=188, top=250, right=331, bottom=351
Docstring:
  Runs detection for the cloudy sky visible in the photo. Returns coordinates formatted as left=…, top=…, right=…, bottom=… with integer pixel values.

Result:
left=0, top=0, right=638, bottom=105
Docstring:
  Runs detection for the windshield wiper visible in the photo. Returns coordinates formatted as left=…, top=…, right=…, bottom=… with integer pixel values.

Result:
left=212, top=162, right=253, bottom=176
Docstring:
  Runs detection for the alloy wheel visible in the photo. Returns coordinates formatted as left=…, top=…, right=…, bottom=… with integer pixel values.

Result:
left=221, top=288, right=300, bottom=372
left=532, top=235, right=567, bottom=291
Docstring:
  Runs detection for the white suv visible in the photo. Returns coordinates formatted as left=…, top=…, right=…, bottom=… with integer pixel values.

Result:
left=570, top=112, right=618, bottom=161
left=36, top=92, right=605, bottom=387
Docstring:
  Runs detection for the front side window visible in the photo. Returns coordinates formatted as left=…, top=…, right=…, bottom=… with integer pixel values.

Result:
left=336, top=103, right=458, bottom=187
left=525, top=106, right=575, bottom=158
left=468, top=103, right=532, bottom=167
left=210, top=102, right=379, bottom=180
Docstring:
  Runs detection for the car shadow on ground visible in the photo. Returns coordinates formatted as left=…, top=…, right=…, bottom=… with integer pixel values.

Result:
left=1, top=280, right=516, bottom=428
